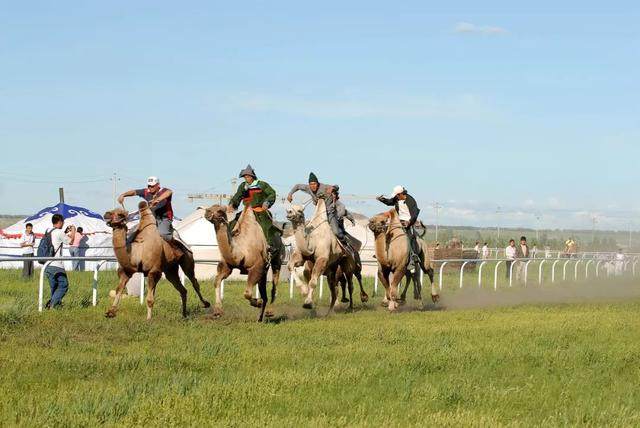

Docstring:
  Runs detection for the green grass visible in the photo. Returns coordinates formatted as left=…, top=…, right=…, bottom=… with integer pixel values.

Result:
left=1, top=269, right=639, bottom=427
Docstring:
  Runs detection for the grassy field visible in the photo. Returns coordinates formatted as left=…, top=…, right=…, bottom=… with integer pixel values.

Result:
left=1, top=268, right=639, bottom=426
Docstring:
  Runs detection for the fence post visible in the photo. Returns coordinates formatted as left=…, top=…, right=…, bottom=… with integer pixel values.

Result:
left=289, top=273, right=295, bottom=300
left=596, top=260, right=602, bottom=277
left=524, top=260, right=533, bottom=287
left=494, top=261, right=504, bottom=291
left=478, top=261, right=487, bottom=288
left=140, top=275, right=145, bottom=305
left=459, top=261, right=470, bottom=289
left=585, top=260, right=593, bottom=279
left=91, top=260, right=108, bottom=307
left=438, top=262, right=448, bottom=291
left=538, top=260, right=546, bottom=285
left=552, top=260, right=561, bottom=283
left=509, top=261, right=516, bottom=287
left=574, top=260, right=582, bottom=281
left=563, top=260, right=571, bottom=281
left=374, top=272, right=379, bottom=295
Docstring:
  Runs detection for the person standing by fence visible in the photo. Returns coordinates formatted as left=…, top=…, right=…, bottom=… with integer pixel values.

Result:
left=505, top=239, right=516, bottom=279
left=515, top=236, right=530, bottom=282
left=45, top=214, right=75, bottom=309
left=481, top=242, right=490, bottom=259
left=20, top=223, right=35, bottom=279
left=69, top=226, right=84, bottom=271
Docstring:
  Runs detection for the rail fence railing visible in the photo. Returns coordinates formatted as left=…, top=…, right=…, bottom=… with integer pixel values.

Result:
left=0, top=255, right=637, bottom=313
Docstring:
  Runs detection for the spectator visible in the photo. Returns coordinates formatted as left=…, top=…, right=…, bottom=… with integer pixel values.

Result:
left=45, top=214, right=75, bottom=309
left=20, top=223, right=36, bottom=279
left=69, top=226, right=85, bottom=271
left=474, top=241, right=480, bottom=257
left=615, top=249, right=625, bottom=276
left=515, top=236, right=530, bottom=282
left=505, top=239, right=516, bottom=279
left=481, top=242, right=490, bottom=259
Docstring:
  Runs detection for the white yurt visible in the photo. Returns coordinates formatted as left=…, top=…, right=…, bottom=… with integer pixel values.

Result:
left=0, top=202, right=114, bottom=271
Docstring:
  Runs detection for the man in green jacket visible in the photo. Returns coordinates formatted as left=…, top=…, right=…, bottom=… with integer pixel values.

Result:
left=227, top=165, right=282, bottom=258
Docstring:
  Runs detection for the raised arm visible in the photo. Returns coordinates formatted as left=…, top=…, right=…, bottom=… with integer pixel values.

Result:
left=376, top=195, right=396, bottom=206
left=287, top=184, right=310, bottom=202
left=117, top=189, right=138, bottom=205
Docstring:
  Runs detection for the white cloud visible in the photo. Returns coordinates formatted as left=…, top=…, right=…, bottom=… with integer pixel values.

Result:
left=454, top=22, right=509, bottom=35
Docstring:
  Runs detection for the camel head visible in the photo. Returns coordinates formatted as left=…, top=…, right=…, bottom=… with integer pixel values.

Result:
left=368, top=212, right=390, bottom=235
left=204, top=205, right=229, bottom=227
left=286, top=205, right=306, bottom=226
left=104, top=208, right=129, bottom=229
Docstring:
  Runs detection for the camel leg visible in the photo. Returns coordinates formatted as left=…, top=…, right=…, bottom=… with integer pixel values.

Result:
left=378, top=268, right=391, bottom=308
left=180, top=255, right=211, bottom=308
left=355, top=270, right=369, bottom=303
left=399, top=273, right=411, bottom=303
left=425, top=267, right=439, bottom=303
left=257, top=272, right=268, bottom=322
left=265, top=263, right=280, bottom=318
left=345, top=272, right=355, bottom=310
left=304, top=258, right=327, bottom=309
left=246, top=265, right=264, bottom=308
left=411, top=269, right=422, bottom=301
left=388, top=269, right=406, bottom=312
left=146, top=271, right=162, bottom=320
left=105, top=267, right=131, bottom=318
left=326, top=269, right=338, bottom=315
left=165, top=266, right=188, bottom=318
left=213, top=262, right=232, bottom=317
left=339, top=272, right=349, bottom=303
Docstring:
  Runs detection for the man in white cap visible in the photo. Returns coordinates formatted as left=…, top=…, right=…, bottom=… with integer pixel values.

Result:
left=377, top=186, right=421, bottom=271
left=118, top=176, right=175, bottom=241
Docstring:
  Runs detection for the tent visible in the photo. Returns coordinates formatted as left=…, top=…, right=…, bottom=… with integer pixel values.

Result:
left=0, top=202, right=114, bottom=271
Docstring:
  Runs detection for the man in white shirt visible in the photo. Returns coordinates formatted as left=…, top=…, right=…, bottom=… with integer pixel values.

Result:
left=505, top=239, right=517, bottom=279
left=20, top=222, right=36, bottom=279
left=45, top=214, right=75, bottom=309
left=474, top=241, right=480, bottom=258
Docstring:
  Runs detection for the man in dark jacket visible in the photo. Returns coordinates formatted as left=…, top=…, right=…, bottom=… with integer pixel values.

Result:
left=228, top=164, right=282, bottom=259
left=287, top=172, right=360, bottom=265
left=377, top=185, right=421, bottom=272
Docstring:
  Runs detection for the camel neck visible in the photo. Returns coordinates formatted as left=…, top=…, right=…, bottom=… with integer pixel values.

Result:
left=111, top=227, right=135, bottom=272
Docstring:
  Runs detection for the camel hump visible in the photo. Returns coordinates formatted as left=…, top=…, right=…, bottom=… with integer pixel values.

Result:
left=139, top=201, right=149, bottom=210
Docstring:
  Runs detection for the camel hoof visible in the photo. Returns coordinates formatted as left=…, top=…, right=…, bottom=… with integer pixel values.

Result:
left=381, top=300, right=389, bottom=308
left=340, top=297, right=350, bottom=303
left=265, top=309, right=275, bottom=318
left=212, top=307, right=224, bottom=318
left=360, top=293, right=369, bottom=303
left=105, top=309, right=117, bottom=318
left=302, top=302, right=313, bottom=310
left=431, top=294, right=440, bottom=303
left=202, top=301, right=211, bottom=308
left=250, top=298, right=263, bottom=308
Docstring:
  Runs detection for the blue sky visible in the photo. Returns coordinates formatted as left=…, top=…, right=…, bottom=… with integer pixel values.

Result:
left=1, top=1, right=638, bottom=230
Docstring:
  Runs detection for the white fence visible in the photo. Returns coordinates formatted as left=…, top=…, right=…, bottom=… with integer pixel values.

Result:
left=1, top=254, right=638, bottom=313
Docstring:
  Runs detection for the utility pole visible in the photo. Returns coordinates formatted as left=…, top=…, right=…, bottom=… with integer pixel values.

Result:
left=433, top=202, right=442, bottom=243
left=496, top=206, right=502, bottom=243
left=110, top=172, right=120, bottom=208
left=591, top=214, right=598, bottom=244
left=58, top=187, right=65, bottom=204
left=534, top=213, right=542, bottom=242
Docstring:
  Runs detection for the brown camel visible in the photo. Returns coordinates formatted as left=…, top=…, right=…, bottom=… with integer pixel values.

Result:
left=203, top=205, right=271, bottom=322
left=368, top=209, right=439, bottom=311
left=103, top=201, right=210, bottom=320
left=286, top=200, right=365, bottom=313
